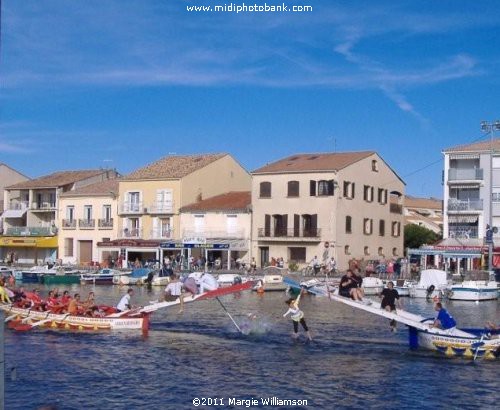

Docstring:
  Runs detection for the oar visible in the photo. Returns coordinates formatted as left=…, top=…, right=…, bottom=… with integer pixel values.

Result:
left=325, top=271, right=332, bottom=300
left=215, top=297, right=242, bottom=333
left=472, top=335, right=486, bottom=361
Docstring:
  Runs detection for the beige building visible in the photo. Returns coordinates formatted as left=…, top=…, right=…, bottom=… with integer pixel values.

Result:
left=58, top=179, right=120, bottom=265
left=404, top=196, right=443, bottom=234
left=251, top=152, right=405, bottom=270
left=1, top=169, right=119, bottom=264
left=179, top=191, right=251, bottom=269
left=98, top=153, right=251, bottom=266
left=0, top=163, right=29, bottom=213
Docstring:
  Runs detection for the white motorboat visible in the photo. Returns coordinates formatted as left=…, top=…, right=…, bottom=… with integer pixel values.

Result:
left=113, top=268, right=157, bottom=285
left=81, top=268, right=130, bottom=285
left=217, top=273, right=247, bottom=287
left=408, top=269, right=450, bottom=299
left=448, top=272, right=498, bottom=301
left=253, top=267, right=287, bottom=292
left=361, top=276, right=384, bottom=295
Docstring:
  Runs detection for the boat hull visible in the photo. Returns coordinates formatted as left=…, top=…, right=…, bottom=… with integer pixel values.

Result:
left=416, top=329, right=500, bottom=359
left=41, top=274, right=81, bottom=285
left=0, top=305, right=146, bottom=331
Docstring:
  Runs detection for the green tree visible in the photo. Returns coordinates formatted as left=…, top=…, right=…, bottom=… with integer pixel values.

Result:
left=404, top=224, right=440, bottom=249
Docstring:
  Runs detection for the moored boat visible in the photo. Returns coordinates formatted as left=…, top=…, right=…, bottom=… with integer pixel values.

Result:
left=81, top=268, right=131, bottom=285
left=361, top=276, right=384, bottom=295
left=448, top=280, right=498, bottom=301
left=408, top=269, right=449, bottom=298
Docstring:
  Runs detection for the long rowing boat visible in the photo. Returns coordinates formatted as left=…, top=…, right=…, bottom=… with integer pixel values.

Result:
left=0, top=281, right=255, bottom=332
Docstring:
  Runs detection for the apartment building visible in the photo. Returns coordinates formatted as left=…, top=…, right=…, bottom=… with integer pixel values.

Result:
left=58, top=179, right=120, bottom=265
left=251, top=152, right=405, bottom=270
left=0, top=163, right=29, bottom=213
left=178, top=191, right=251, bottom=269
left=404, top=196, right=443, bottom=234
left=97, top=153, right=251, bottom=265
left=1, top=169, right=119, bottom=264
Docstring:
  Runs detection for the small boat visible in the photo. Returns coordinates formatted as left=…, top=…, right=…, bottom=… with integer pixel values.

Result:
left=113, top=268, right=159, bottom=286
left=21, top=265, right=80, bottom=284
left=408, top=269, right=449, bottom=299
left=41, top=274, right=81, bottom=285
left=217, top=273, right=247, bottom=287
left=361, top=276, right=384, bottom=295
left=448, top=271, right=498, bottom=301
left=81, top=269, right=131, bottom=285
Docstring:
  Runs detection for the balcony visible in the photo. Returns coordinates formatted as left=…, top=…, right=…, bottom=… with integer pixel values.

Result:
left=78, top=219, right=95, bottom=229
left=257, top=227, right=321, bottom=241
left=7, top=201, right=29, bottom=211
left=447, top=199, right=483, bottom=212
left=149, top=201, right=174, bottom=214
left=119, top=228, right=143, bottom=238
left=5, top=226, right=55, bottom=236
left=119, top=202, right=144, bottom=214
left=31, top=202, right=57, bottom=211
left=182, top=229, right=245, bottom=239
left=62, top=219, right=76, bottom=229
left=151, top=228, right=174, bottom=239
left=390, top=203, right=403, bottom=214
left=98, top=218, right=114, bottom=229
left=449, top=226, right=479, bottom=239
left=448, top=168, right=483, bottom=182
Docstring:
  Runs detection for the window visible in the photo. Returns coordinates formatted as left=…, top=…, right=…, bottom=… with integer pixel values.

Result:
left=363, top=218, right=373, bottom=235
left=363, top=185, right=374, bottom=202
left=289, top=247, right=306, bottom=263
left=378, top=188, right=385, bottom=204
left=287, top=181, right=299, bottom=197
left=392, top=247, right=398, bottom=257
left=343, top=181, right=355, bottom=199
left=379, top=220, right=385, bottom=236
left=127, top=192, right=141, bottom=212
left=66, top=206, right=74, bottom=221
left=102, top=237, right=110, bottom=242
left=344, top=245, right=351, bottom=255
left=310, top=180, right=335, bottom=196
left=64, top=238, right=74, bottom=257
left=194, top=215, right=205, bottom=233
left=226, top=214, right=237, bottom=234
left=345, top=216, right=352, bottom=234
left=83, top=205, right=92, bottom=221
left=392, top=221, right=401, bottom=237
left=364, top=246, right=370, bottom=256
left=260, top=182, right=271, bottom=198
left=317, top=180, right=334, bottom=196
left=378, top=247, right=384, bottom=256
left=155, top=189, right=173, bottom=212
left=102, top=205, right=112, bottom=222
left=372, top=160, right=379, bottom=172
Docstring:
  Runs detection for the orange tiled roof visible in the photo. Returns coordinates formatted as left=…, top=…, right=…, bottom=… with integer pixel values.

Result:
left=443, top=138, right=500, bottom=153
left=6, top=170, right=108, bottom=190
left=124, top=153, right=227, bottom=180
left=180, top=191, right=251, bottom=212
left=59, top=179, right=120, bottom=197
left=405, top=195, right=443, bottom=210
left=252, top=151, right=375, bottom=174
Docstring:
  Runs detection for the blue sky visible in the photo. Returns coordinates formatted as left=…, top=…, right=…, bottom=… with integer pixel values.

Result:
left=1, top=1, right=500, bottom=198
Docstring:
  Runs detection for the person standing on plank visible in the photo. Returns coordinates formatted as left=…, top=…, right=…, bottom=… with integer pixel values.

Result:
left=283, top=289, right=312, bottom=341
left=380, top=281, right=401, bottom=332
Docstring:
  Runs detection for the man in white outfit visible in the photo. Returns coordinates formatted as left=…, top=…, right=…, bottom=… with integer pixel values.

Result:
left=199, top=272, right=219, bottom=294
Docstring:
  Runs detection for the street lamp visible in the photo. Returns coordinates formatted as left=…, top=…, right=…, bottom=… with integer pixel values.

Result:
left=480, top=120, right=500, bottom=272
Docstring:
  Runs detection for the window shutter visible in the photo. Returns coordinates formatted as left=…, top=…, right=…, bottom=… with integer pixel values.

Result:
left=294, top=214, right=300, bottom=237
left=264, top=214, right=271, bottom=236
left=310, top=180, right=316, bottom=196
left=328, top=180, right=334, bottom=195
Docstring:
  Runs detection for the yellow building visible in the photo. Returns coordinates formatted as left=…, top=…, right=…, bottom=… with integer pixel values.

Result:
left=58, top=179, right=120, bottom=265
left=97, top=153, right=251, bottom=266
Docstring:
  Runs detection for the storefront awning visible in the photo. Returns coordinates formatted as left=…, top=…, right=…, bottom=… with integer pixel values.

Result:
left=2, top=209, right=27, bottom=218
left=449, top=153, right=480, bottom=160
left=0, top=236, right=58, bottom=248
left=408, top=248, right=482, bottom=258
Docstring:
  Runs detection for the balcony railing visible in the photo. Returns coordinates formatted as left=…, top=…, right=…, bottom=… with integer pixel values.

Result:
left=258, top=227, right=321, bottom=238
left=149, top=201, right=174, bottom=214
left=449, top=226, right=478, bottom=239
left=98, top=218, right=114, bottom=229
left=5, top=226, right=54, bottom=236
left=182, top=229, right=245, bottom=239
left=78, top=219, right=95, bottom=229
left=447, top=199, right=483, bottom=212
left=120, top=202, right=144, bottom=214
left=7, top=201, right=29, bottom=211
left=151, top=228, right=174, bottom=239
left=120, top=228, right=143, bottom=238
left=390, top=203, right=403, bottom=214
left=31, top=202, right=56, bottom=211
left=448, top=168, right=483, bottom=181
left=62, top=219, right=76, bottom=229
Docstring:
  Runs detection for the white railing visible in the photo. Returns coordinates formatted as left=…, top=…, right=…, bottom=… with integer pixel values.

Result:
left=120, top=202, right=143, bottom=213
left=8, top=201, right=29, bottom=211
left=448, top=168, right=483, bottom=181
left=120, top=228, right=143, bottom=238
left=150, top=228, right=174, bottom=239
left=149, top=201, right=174, bottom=213
left=447, top=199, right=483, bottom=211
left=31, top=202, right=56, bottom=210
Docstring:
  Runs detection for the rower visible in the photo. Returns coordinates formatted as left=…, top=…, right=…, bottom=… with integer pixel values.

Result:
left=430, top=302, right=456, bottom=332
left=116, top=288, right=134, bottom=312
left=67, top=294, right=82, bottom=315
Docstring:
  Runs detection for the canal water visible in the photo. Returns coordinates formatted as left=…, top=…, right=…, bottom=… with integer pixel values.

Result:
left=3, top=284, right=499, bottom=410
